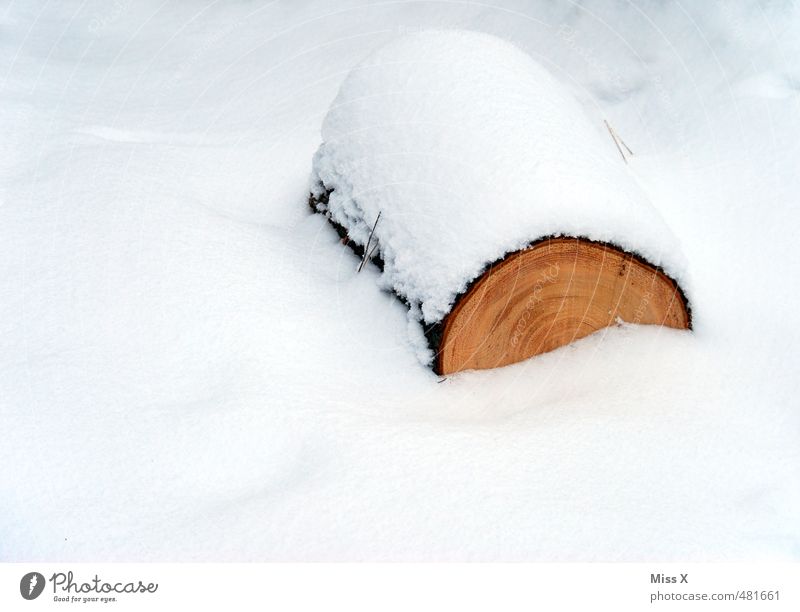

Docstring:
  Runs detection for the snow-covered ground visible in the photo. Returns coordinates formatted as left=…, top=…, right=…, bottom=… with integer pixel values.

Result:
left=1, top=0, right=798, bottom=561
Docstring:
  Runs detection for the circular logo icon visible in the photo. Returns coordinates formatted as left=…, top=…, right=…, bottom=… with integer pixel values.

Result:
left=20, top=572, right=46, bottom=600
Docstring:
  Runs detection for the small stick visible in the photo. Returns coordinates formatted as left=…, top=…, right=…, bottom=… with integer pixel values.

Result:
left=357, top=211, right=381, bottom=273
left=604, top=119, right=627, bottom=163
left=366, top=240, right=380, bottom=262
left=614, top=127, right=633, bottom=156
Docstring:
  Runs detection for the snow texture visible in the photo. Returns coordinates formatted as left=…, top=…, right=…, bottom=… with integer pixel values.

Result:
left=312, top=30, right=688, bottom=326
left=1, top=0, right=799, bottom=562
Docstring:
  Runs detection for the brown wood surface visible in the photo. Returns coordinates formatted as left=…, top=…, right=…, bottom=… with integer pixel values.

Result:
left=437, top=237, right=690, bottom=374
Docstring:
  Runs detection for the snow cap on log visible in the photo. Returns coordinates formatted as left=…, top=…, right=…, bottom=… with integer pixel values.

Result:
left=311, top=30, right=687, bottom=327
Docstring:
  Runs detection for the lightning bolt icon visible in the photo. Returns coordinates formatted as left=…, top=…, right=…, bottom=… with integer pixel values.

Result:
left=29, top=574, right=37, bottom=595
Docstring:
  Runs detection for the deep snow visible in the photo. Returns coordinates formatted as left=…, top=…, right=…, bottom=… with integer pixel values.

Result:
left=1, top=0, right=799, bottom=561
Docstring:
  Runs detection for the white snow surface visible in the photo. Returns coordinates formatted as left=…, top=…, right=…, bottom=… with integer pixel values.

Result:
left=1, top=1, right=799, bottom=561
left=313, top=30, right=687, bottom=325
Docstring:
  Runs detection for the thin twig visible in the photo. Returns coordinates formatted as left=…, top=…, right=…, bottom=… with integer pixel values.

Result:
left=614, top=127, right=634, bottom=156
left=366, top=240, right=380, bottom=262
left=604, top=119, right=627, bottom=164
left=609, top=121, right=633, bottom=156
left=357, top=211, right=381, bottom=273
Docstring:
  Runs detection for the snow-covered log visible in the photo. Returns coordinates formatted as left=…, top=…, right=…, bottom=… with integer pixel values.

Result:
left=310, top=30, right=690, bottom=373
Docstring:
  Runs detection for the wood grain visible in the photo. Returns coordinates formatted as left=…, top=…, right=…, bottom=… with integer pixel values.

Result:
left=437, top=237, right=690, bottom=374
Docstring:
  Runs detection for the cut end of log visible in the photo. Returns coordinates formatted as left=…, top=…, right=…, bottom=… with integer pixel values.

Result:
left=436, top=237, right=690, bottom=375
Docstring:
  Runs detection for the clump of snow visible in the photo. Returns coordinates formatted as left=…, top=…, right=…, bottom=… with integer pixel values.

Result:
left=312, top=30, right=688, bottom=326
